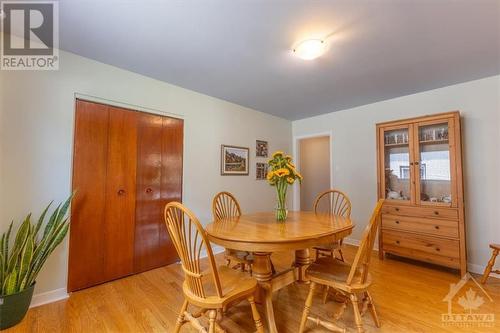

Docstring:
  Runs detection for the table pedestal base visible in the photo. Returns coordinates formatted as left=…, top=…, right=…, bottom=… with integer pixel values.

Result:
left=251, top=250, right=312, bottom=333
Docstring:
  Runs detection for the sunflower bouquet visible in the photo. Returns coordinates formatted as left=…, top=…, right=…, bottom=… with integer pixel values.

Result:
left=267, top=151, right=302, bottom=221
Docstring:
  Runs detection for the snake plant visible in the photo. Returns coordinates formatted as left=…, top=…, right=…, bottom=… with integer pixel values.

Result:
left=0, top=194, right=73, bottom=295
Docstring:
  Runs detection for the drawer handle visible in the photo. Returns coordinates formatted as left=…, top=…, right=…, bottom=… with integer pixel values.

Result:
left=434, top=211, right=439, bottom=215
left=145, top=188, right=153, bottom=194
left=435, top=226, right=440, bottom=230
left=395, top=207, right=400, bottom=212
left=436, top=248, right=441, bottom=252
left=396, top=240, right=400, bottom=245
left=117, top=189, right=126, bottom=196
left=395, top=220, right=400, bottom=224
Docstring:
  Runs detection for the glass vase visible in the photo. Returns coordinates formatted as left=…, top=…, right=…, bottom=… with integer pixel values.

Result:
left=275, top=194, right=288, bottom=222
left=275, top=204, right=288, bottom=222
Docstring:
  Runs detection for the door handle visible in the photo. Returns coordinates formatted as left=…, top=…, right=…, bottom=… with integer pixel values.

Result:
left=117, top=189, right=126, bottom=196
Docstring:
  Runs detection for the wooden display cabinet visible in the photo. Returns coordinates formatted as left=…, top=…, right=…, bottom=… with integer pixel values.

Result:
left=376, top=111, right=466, bottom=275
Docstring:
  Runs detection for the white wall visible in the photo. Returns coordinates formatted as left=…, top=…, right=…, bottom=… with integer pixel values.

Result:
left=293, top=75, right=500, bottom=273
left=0, top=48, right=291, bottom=299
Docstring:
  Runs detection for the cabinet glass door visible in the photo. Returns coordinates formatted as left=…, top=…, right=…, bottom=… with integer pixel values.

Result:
left=383, top=127, right=412, bottom=202
left=416, top=121, right=453, bottom=206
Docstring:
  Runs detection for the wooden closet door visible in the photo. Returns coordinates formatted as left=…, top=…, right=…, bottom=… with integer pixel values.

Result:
left=69, top=100, right=109, bottom=291
left=134, top=115, right=183, bottom=272
left=103, top=106, right=138, bottom=281
left=70, top=101, right=138, bottom=291
left=134, top=113, right=165, bottom=272
left=160, top=117, right=183, bottom=264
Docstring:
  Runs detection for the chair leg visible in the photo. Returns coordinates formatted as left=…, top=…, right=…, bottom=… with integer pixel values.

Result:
left=208, top=309, right=217, bottom=333
left=174, top=299, right=189, bottom=333
left=226, top=258, right=231, bottom=267
left=322, top=286, right=330, bottom=304
left=299, top=282, right=317, bottom=333
left=481, top=249, right=499, bottom=284
left=364, top=291, right=380, bottom=327
left=248, top=295, right=265, bottom=333
left=248, top=264, right=253, bottom=276
left=350, top=294, right=365, bottom=333
left=337, top=248, right=345, bottom=262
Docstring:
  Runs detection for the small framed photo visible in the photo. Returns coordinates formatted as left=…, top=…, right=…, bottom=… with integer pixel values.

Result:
left=256, top=162, right=268, bottom=180
left=256, top=140, right=268, bottom=157
left=221, top=145, right=249, bottom=175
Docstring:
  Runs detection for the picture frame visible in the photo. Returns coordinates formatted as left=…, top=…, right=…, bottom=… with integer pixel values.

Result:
left=256, top=162, right=268, bottom=180
left=221, top=145, right=249, bottom=175
left=256, top=140, right=268, bottom=157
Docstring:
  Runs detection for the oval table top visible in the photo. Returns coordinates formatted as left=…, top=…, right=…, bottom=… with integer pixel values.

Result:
left=205, top=211, right=354, bottom=252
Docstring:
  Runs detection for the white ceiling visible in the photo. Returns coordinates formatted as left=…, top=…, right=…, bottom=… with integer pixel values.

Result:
left=58, top=0, right=499, bottom=120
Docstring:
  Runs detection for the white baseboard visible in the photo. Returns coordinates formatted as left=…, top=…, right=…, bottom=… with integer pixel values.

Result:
left=200, top=245, right=225, bottom=259
left=30, top=287, right=68, bottom=308
left=467, top=262, right=500, bottom=279
left=343, top=237, right=379, bottom=251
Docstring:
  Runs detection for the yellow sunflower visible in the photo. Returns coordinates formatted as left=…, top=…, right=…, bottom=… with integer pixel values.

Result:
left=272, top=151, right=284, bottom=158
left=286, top=177, right=295, bottom=184
left=274, top=168, right=290, bottom=177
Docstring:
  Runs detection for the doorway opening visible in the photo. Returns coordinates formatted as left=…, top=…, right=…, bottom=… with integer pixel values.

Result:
left=294, top=134, right=332, bottom=211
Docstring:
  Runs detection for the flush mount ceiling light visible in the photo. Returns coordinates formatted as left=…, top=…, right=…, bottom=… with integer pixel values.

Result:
left=293, top=39, right=327, bottom=60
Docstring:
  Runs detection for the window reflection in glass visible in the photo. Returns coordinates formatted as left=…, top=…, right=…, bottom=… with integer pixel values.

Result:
left=384, top=129, right=410, bottom=201
left=419, top=123, right=451, bottom=203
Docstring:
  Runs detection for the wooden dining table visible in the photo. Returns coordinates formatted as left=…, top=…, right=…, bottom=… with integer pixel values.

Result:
left=205, top=211, right=354, bottom=333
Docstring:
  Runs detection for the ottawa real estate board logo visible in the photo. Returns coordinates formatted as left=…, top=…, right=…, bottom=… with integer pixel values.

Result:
left=442, top=273, right=495, bottom=328
left=1, top=1, right=59, bottom=70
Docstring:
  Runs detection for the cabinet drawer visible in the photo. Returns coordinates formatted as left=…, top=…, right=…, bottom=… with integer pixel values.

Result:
left=381, top=205, right=458, bottom=220
left=383, top=243, right=460, bottom=269
left=382, top=214, right=458, bottom=238
left=382, top=230, right=459, bottom=259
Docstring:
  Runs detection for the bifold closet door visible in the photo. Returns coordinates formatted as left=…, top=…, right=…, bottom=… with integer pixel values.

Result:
left=68, top=100, right=109, bottom=291
left=134, top=114, right=183, bottom=273
left=69, top=100, right=138, bottom=291
left=103, top=106, right=138, bottom=281
left=70, top=100, right=183, bottom=291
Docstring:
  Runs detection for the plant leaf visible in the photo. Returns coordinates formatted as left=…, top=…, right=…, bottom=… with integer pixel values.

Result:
left=43, top=203, right=61, bottom=238
left=0, top=251, right=4, bottom=289
left=18, top=235, right=34, bottom=290
left=3, top=269, right=18, bottom=295
left=34, top=201, right=52, bottom=240
left=12, top=215, right=31, bottom=252
left=27, top=220, right=70, bottom=287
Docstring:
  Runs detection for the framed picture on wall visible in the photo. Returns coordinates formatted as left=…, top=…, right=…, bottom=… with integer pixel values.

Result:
left=256, top=162, right=268, bottom=180
left=221, top=145, right=249, bottom=175
left=256, top=140, right=268, bottom=157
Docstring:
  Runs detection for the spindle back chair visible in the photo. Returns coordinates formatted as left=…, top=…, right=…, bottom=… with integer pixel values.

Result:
left=164, top=202, right=264, bottom=333
left=299, top=200, right=384, bottom=333
left=212, top=192, right=254, bottom=274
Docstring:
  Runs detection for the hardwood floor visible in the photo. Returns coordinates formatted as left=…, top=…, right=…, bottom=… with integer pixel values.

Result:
left=7, top=245, right=499, bottom=332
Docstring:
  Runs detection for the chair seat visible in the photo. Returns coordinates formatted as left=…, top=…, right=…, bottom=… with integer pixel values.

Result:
left=183, top=265, right=257, bottom=308
left=306, top=257, right=372, bottom=292
left=313, top=240, right=341, bottom=252
left=490, top=243, right=500, bottom=250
